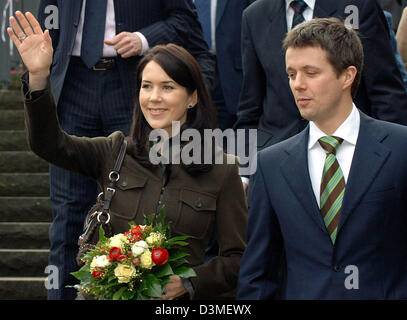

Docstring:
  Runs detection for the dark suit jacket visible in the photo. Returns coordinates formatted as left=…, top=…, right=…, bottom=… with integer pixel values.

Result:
left=237, top=111, right=407, bottom=299
left=24, top=80, right=248, bottom=300
left=235, top=0, right=407, bottom=161
left=213, top=0, right=254, bottom=114
left=37, top=0, right=214, bottom=105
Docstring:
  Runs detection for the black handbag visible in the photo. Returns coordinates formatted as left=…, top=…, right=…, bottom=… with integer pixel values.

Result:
left=76, top=140, right=128, bottom=267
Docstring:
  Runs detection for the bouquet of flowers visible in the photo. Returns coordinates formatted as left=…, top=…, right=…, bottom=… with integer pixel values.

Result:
left=71, top=208, right=196, bottom=300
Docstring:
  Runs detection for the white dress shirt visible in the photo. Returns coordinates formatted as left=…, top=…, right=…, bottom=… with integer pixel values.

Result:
left=193, top=0, right=217, bottom=51
left=72, top=0, right=148, bottom=58
left=286, top=0, right=315, bottom=31
left=307, top=104, right=360, bottom=207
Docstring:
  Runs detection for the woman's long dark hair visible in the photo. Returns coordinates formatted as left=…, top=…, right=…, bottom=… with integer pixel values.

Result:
left=127, top=43, right=217, bottom=174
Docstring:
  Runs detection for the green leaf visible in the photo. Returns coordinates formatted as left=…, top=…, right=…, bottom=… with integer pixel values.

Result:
left=169, top=241, right=189, bottom=246
left=167, top=235, right=194, bottom=242
left=113, top=286, right=126, bottom=300
left=154, top=263, right=174, bottom=278
left=70, top=265, right=91, bottom=282
left=142, top=274, right=163, bottom=298
left=170, top=258, right=188, bottom=269
left=174, top=266, right=197, bottom=278
left=136, top=291, right=149, bottom=300
left=122, top=289, right=134, bottom=300
left=99, top=225, right=107, bottom=243
left=168, top=250, right=189, bottom=261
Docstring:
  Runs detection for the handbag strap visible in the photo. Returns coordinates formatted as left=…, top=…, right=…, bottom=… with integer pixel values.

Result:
left=100, top=139, right=128, bottom=219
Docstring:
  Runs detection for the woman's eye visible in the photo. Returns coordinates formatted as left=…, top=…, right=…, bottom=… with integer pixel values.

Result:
left=141, top=84, right=151, bottom=89
left=163, top=85, right=174, bottom=90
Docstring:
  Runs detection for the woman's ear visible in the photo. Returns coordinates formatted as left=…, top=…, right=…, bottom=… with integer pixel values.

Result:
left=189, top=90, right=198, bottom=108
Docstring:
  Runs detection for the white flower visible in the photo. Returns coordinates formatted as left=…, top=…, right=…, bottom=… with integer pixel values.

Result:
left=90, top=255, right=111, bottom=271
left=131, top=240, right=149, bottom=257
left=109, top=233, right=128, bottom=250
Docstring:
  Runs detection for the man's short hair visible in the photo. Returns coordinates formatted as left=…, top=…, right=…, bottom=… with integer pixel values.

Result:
left=283, top=17, right=364, bottom=98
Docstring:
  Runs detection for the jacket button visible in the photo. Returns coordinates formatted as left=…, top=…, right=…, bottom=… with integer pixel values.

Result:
left=121, top=181, right=128, bottom=187
left=333, top=265, right=341, bottom=272
left=195, top=200, right=202, bottom=208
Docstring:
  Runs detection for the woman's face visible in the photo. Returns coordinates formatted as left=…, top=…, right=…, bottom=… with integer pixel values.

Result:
left=139, top=60, right=197, bottom=136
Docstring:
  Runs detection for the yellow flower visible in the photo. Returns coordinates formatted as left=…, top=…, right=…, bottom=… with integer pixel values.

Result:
left=145, top=232, right=165, bottom=248
left=114, top=264, right=137, bottom=283
left=140, top=250, right=154, bottom=269
left=109, top=233, right=128, bottom=251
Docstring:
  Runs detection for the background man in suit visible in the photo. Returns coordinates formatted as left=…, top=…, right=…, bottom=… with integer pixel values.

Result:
left=380, top=0, right=407, bottom=31
left=237, top=17, right=407, bottom=299
left=194, top=0, right=254, bottom=261
left=37, top=0, right=214, bottom=300
left=235, top=0, right=407, bottom=194
left=195, top=0, right=254, bottom=131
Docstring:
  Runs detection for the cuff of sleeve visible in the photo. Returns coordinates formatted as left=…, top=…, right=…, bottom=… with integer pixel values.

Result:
left=181, top=277, right=195, bottom=300
left=241, top=177, right=250, bottom=186
left=135, top=31, right=149, bottom=55
left=21, top=71, right=48, bottom=102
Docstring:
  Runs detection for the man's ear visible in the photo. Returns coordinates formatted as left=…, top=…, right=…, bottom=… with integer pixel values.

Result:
left=343, top=65, right=357, bottom=91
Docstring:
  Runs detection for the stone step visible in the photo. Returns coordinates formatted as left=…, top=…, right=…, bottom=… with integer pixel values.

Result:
left=0, top=173, right=49, bottom=197
left=0, top=277, right=47, bottom=300
left=0, top=130, right=29, bottom=151
left=0, top=222, right=50, bottom=249
left=0, top=249, right=49, bottom=277
left=0, top=110, right=25, bottom=130
left=8, top=73, right=23, bottom=91
left=0, top=196, right=52, bottom=222
left=0, top=89, right=23, bottom=110
left=0, top=151, right=48, bottom=173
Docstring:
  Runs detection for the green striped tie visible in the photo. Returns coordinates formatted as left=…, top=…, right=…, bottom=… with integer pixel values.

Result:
left=319, top=136, right=345, bottom=244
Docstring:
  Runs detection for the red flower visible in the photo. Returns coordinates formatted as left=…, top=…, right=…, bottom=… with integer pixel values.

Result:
left=117, top=254, right=127, bottom=262
left=130, top=226, right=143, bottom=242
left=132, top=257, right=141, bottom=266
left=109, top=247, right=122, bottom=261
left=151, top=248, right=169, bottom=266
left=92, top=270, right=103, bottom=278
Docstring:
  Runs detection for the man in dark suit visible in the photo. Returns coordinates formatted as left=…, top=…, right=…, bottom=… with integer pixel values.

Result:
left=37, top=0, right=214, bottom=300
left=237, top=17, right=407, bottom=299
left=195, top=0, right=254, bottom=131
left=195, top=0, right=254, bottom=262
left=235, top=0, right=407, bottom=193
left=380, top=0, right=407, bottom=31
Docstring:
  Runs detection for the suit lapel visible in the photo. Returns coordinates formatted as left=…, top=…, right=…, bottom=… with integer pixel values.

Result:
left=313, top=0, right=338, bottom=18
left=267, top=0, right=292, bottom=86
left=215, top=0, right=228, bottom=29
left=338, top=112, right=391, bottom=232
left=280, top=128, right=328, bottom=233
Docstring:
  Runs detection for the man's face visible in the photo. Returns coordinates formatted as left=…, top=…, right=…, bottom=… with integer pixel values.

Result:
left=286, top=46, right=351, bottom=127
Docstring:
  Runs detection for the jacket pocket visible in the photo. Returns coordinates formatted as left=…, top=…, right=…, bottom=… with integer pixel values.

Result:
left=110, top=173, right=147, bottom=220
left=175, top=189, right=217, bottom=239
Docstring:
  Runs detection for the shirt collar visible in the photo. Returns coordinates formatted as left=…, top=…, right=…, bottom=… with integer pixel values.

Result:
left=286, top=0, right=316, bottom=12
left=308, top=103, right=360, bottom=150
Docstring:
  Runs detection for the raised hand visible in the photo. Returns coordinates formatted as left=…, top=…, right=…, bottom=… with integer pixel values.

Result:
left=7, top=11, right=53, bottom=89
